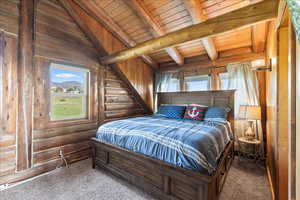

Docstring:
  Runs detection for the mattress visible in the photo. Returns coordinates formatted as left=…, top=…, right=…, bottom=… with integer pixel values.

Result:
left=95, top=115, right=232, bottom=175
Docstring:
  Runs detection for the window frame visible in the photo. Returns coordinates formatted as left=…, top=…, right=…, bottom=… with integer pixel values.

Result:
left=184, top=74, right=210, bottom=91
left=49, top=62, right=90, bottom=121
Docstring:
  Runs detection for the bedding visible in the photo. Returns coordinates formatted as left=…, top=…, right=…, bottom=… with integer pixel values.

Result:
left=96, top=115, right=232, bottom=175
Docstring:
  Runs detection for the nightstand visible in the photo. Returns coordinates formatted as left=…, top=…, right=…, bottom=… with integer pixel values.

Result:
left=237, top=136, right=261, bottom=161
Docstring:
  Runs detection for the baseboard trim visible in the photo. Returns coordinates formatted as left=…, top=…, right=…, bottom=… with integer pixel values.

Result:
left=266, top=164, right=276, bottom=200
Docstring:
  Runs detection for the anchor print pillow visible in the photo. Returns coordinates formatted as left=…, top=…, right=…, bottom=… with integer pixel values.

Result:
left=183, top=106, right=207, bottom=121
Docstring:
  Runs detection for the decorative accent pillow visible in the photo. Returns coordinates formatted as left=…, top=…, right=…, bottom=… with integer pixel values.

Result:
left=156, top=105, right=186, bottom=119
left=184, top=106, right=207, bottom=121
left=204, top=106, right=231, bottom=122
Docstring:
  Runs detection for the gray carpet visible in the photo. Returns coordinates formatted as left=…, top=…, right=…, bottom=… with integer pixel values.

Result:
left=1, top=158, right=272, bottom=200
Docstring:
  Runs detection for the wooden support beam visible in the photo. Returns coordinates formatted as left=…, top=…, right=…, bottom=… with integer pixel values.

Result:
left=159, top=52, right=266, bottom=72
left=59, top=0, right=152, bottom=114
left=183, top=0, right=218, bottom=60
left=252, top=22, right=268, bottom=52
left=127, top=0, right=184, bottom=65
left=100, top=0, right=278, bottom=65
left=73, top=0, right=158, bottom=69
left=17, top=0, right=35, bottom=171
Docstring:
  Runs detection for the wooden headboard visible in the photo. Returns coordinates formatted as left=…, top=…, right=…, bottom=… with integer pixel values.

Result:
left=157, top=90, right=236, bottom=136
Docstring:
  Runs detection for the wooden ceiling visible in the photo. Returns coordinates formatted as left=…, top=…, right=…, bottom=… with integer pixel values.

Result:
left=74, top=0, right=270, bottom=70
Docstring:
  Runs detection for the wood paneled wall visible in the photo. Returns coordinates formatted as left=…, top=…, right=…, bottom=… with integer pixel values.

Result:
left=266, top=20, right=278, bottom=199
left=63, top=0, right=154, bottom=109
left=265, top=8, right=297, bottom=200
left=0, top=33, right=18, bottom=178
left=296, top=36, right=300, bottom=200
left=277, top=26, right=289, bottom=200
left=102, top=67, right=146, bottom=122
left=0, top=0, right=149, bottom=185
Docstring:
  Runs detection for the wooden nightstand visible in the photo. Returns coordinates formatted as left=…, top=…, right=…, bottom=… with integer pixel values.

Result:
left=237, top=136, right=261, bottom=161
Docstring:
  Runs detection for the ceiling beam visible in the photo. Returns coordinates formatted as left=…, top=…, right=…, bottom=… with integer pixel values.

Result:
left=73, top=0, right=158, bottom=69
left=126, top=0, right=184, bottom=65
left=252, top=22, right=268, bottom=52
left=159, top=52, right=266, bottom=72
left=183, top=0, right=218, bottom=60
left=100, top=0, right=278, bottom=65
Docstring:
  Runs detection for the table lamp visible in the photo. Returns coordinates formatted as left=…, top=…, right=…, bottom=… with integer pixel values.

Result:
left=239, top=105, right=261, bottom=140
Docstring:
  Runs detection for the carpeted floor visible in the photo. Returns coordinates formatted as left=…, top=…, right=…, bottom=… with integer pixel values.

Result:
left=1, top=158, right=272, bottom=200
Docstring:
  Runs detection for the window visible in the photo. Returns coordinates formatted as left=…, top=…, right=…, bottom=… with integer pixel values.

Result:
left=185, top=75, right=209, bottom=91
left=167, top=78, right=180, bottom=92
left=50, top=63, right=89, bottom=121
left=220, top=72, right=230, bottom=90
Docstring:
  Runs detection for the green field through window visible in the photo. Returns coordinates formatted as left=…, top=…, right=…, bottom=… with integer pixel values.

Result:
left=52, top=96, right=84, bottom=119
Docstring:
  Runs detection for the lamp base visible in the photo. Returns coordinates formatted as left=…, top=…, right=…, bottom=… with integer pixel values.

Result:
left=244, top=121, right=255, bottom=139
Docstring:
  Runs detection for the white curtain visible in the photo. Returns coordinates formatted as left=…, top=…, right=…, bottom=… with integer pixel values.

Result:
left=155, top=72, right=174, bottom=92
left=224, top=62, right=264, bottom=156
left=154, top=72, right=176, bottom=111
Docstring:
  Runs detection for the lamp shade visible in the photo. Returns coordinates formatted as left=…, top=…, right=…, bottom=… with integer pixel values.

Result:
left=239, top=105, right=261, bottom=120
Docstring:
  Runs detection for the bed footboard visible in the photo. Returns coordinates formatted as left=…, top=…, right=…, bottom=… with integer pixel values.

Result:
left=91, top=138, right=234, bottom=200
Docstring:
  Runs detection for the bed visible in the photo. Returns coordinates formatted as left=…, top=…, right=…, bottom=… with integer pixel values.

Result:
left=91, top=90, right=235, bottom=200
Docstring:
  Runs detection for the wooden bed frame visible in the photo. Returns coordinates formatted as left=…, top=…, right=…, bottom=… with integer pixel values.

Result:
left=91, top=90, right=236, bottom=200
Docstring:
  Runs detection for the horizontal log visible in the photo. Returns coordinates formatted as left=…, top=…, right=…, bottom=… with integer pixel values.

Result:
left=105, top=102, right=140, bottom=111
left=0, top=166, right=15, bottom=177
left=0, top=1, right=19, bottom=16
left=105, top=109, right=145, bottom=119
left=0, top=134, right=15, bottom=148
left=33, top=130, right=96, bottom=152
left=105, top=79, right=127, bottom=89
left=33, top=123, right=98, bottom=140
left=159, top=52, right=265, bottom=72
left=33, top=140, right=91, bottom=164
left=35, top=22, right=92, bottom=47
left=105, top=87, right=130, bottom=95
left=100, top=0, right=278, bottom=64
left=105, top=95, right=136, bottom=104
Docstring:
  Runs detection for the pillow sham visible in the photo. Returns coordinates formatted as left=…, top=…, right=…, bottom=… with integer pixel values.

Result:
left=156, top=105, right=186, bottom=119
left=184, top=106, right=207, bottom=121
left=204, top=106, right=231, bottom=122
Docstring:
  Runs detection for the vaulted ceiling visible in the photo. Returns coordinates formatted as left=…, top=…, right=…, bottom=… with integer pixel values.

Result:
left=74, top=0, right=271, bottom=70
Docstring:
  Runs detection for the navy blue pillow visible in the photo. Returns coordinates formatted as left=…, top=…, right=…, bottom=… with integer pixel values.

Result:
left=204, top=106, right=231, bottom=122
left=156, top=105, right=186, bottom=119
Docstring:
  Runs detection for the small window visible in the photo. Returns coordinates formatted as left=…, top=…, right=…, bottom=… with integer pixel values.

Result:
left=49, top=63, right=89, bottom=121
left=185, top=75, right=209, bottom=91
left=220, top=72, right=230, bottom=90
left=167, top=78, right=180, bottom=92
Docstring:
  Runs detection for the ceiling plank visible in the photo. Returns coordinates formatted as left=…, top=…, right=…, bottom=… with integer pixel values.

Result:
left=73, top=0, right=158, bottom=69
left=100, top=0, right=278, bottom=65
left=183, top=0, right=218, bottom=60
left=159, top=51, right=265, bottom=72
left=252, top=22, right=268, bottom=52
left=126, top=0, right=184, bottom=65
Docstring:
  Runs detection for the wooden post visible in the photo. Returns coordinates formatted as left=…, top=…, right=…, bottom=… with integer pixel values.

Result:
left=17, top=0, right=35, bottom=171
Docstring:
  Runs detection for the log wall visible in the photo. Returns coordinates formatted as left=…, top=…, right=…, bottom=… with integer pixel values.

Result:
left=0, top=0, right=149, bottom=185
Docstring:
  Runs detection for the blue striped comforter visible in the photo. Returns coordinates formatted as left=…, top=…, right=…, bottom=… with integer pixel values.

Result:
left=96, top=115, right=232, bottom=175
